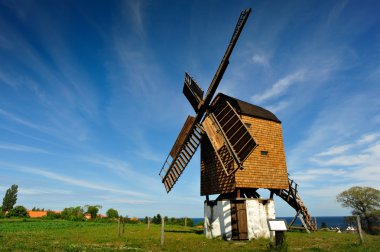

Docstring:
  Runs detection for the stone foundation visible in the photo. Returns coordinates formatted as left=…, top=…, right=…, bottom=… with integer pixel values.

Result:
left=204, top=198, right=275, bottom=240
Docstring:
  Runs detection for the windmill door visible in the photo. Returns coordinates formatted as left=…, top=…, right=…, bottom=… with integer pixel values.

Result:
left=231, top=200, right=248, bottom=240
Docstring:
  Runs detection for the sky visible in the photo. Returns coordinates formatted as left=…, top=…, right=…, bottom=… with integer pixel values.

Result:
left=0, top=0, right=379, bottom=218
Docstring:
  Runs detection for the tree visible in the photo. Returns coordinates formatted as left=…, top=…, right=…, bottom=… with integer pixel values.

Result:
left=2, top=184, right=18, bottom=212
left=84, top=205, right=102, bottom=219
left=152, top=214, right=162, bottom=224
left=61, top=206, right=84, bottom=221
left=7, top=205, right=28, bottom=218
left=337, top=186, right=380, bottom=231
left=106, top=208, right=119, bottom=218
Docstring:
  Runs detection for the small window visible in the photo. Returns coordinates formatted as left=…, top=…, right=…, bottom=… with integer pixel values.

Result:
left=261, top=151, right=268, bottom=156
left=245, top=123, right=251, bottom=128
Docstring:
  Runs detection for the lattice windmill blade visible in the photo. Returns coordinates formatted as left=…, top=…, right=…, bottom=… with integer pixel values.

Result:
left=201, top=8, right=251, bottom=111
left=186, top=8, right=252, bottom=124
left=159, top=8, right=252, bottom=193
left=206, top=99, right=257, bottom=175
left=159, top=116, right=204, bottom=193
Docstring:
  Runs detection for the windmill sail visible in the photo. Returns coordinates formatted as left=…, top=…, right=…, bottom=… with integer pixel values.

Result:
left=210, top=99, right=257, bottom=172
left=194, top=8, right=252, bottom=124
left=159, top=116, right=204, bottom=193
left=183, top=73, right=204, bottom=113
left=159, top=9, right=251, bottom=193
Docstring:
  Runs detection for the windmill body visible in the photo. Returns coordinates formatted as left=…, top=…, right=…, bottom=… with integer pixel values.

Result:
left=159, top=9, right=316, bottom=241
left=201, top=93, right=288, bottom=196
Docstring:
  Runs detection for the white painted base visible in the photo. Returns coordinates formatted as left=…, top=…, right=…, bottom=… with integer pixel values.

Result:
left=204, top=198, right=275, bottom=240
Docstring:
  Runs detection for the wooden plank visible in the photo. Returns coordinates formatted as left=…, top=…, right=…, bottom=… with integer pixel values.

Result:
left=169, top=116, right=195, bottom=158
left=231, top=200, right=248, bottom=240
left=236, top=202, right=248, bottom=240
left=203, top=116, right=225, bottom=151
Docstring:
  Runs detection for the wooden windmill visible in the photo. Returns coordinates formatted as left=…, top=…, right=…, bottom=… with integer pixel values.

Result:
left=159, top=9, right=316, bottom=239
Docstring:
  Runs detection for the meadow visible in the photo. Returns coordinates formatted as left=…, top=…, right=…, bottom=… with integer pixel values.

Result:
left=0, top=218, right=379, bottom=251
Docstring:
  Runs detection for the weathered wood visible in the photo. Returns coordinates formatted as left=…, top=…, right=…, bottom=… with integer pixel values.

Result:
left=298, top=215, right=310, bottom=233
left=161, top=217, right=165, bottom=246
left=203, top=116, right=224, bottom=150
left=356, top=215, right=364, bottom=244
left=169, top=116, right=195, bottom=158
left=231, top=200, right=248, bottom=240
left=287, top=210, right=300, bottom=229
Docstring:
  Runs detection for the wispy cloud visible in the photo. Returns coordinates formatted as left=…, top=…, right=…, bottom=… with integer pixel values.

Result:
left=0, top=143, right=48, bottom=153
left=265, top=101, right=290, bottom=114
left=316, top=144, right=352, bottom=157
left=99, top=196, right=155, bottom=204
left=251, top=53, right=270, bottom=67
left=0, top=70, right=18, bottom=87
left=20, top=188, right=72, bottom=195
left=326, top=0, right=349, bottom=25
left=1, top=162, right=148, bottom=197
left=80, top=155, right=163, bottom=192
left=251, top=70, right=306, bottom=104
left=0, top=109, right=48, bottom=132
left=357, top=133, right=380, bottom=144
left=124, top=0, right=146, bottom=38
left=83, top=156, right=134, bottom=177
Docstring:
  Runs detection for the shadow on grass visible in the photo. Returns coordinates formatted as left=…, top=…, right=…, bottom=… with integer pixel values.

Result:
left=165, top=229, right=204, bottom=235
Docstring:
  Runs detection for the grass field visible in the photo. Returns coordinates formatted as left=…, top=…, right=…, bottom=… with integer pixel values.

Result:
left=0, top=219, right=379, bottom=251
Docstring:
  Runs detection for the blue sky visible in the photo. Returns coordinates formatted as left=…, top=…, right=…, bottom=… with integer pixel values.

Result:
left=0, top=0, right=379, bottom=218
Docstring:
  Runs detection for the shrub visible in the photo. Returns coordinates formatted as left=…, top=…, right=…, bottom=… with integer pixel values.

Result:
left=128, top=217, right=140, bottom=224
left=85, top=205, right=101, bottom=219
left=61, top=206, right=84, bottom=221
left=321, top=222, right=328, bottom=228
left=197, top=220, right=204, bottom=227
left=7, top=205, right=29, bottom=218
left=45, top=210, right=61, bottom=219
left=106, top=208, right=119, bottom=218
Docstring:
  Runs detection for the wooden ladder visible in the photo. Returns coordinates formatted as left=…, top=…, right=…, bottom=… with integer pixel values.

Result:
left=271, top=178, right=317, bottom=231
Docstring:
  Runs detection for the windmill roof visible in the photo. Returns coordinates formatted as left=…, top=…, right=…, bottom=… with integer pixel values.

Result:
left=212, top=93, right=281, bottom=123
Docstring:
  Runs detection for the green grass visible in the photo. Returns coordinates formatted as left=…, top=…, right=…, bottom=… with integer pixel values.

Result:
left=0, top=219, right=379, bottom=251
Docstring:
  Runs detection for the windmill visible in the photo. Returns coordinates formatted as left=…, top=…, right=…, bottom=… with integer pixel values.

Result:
left=159, top=8, right=316, bottom=240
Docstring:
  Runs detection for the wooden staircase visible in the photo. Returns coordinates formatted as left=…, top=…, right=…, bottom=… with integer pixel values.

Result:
left=271, top=178, right=317, bottom=231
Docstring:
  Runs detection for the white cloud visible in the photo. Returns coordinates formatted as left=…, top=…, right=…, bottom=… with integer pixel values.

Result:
left=357, top=133, right=380, bottom=144
left=101, top=197, right=155, bottom=204
left=302, top=184, right=353, bottom=198
left=0, top=109, right=48, bottom=132
left=251, top=70, right=306, bottom=103
left=251, top=53, right=270, bottom=67
left=1, top=162, right=148, bottom=198
left=291, top=168, right=347, bottom=183
left=266, top=101, right=290, bottom=113
left=314, top=153, right=369, bottom=167
left=20, top=188, right=72, bottom=195
left=0, top=143, right=48, bottom=153
left=316, top=144, right=352, bottom=157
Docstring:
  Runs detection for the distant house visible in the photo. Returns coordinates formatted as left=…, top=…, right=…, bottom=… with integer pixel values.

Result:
left=27, top=210, right=61, bottom=218
left=27, top=211, right=47, bottom=218
left=84, top=213, right=107, bottom=219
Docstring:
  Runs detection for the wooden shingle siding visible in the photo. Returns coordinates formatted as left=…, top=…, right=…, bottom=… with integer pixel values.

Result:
left=201, top=136, right=236, bottom=195
left=200, top=114, right=288, bottom=195
left=235, top=116, right=288, bottom=189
